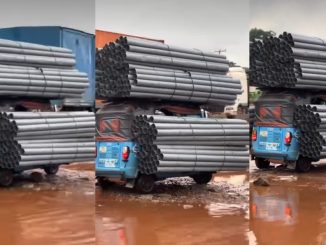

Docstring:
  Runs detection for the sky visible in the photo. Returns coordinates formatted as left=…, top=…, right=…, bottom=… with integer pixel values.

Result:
left=96, top=0, right=250, bottom=67
left=250, top=0, right=326, bottom=37
left=0, top=0, right=95, bottom=34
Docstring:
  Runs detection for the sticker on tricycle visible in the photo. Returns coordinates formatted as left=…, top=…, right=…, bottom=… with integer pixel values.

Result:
left=260, top=131, right=268, bottom=137
left=265, top=142, right=279, bottom=151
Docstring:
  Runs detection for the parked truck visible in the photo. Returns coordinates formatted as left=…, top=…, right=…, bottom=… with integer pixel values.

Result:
left=224, top=66, right=248, bottom=117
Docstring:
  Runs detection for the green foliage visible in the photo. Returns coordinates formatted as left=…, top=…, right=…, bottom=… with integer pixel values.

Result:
left=250, top=28, right=276, bottom=42
left=249, top=90, right=262, bottom=103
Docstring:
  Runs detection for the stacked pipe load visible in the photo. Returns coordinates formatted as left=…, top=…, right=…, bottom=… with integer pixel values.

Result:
left=96, top=36, right=242, bottom=106
left=131, top=115, right=249, bottom=174
left=0, top=111, right=95, bottom=169
left=294, top=105, right=326, bottom=160
left=0, top=39, right=89, bottom=98
left=250, top=32, right=326, bottom=90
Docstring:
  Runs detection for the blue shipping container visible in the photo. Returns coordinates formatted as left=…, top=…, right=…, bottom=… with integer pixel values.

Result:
left=0, top=26, right=95, bottom=107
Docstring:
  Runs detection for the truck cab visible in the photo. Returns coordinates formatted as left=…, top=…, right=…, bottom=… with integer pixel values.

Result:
left=95, top=101, right=211, bottom=193
left=251, top=92, right=312, bottom=172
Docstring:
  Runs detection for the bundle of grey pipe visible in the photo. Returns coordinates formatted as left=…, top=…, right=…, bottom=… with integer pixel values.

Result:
left=294, top=105, right=326, bottom=160
left=96, top=36, right=242, bottom=106
left=0, top=38, right=89, bottom=98
left=131, top=115, right=249, bottom=174
left=250, top=32, right=326, bottom=90
left=0, top=111, right=95, bottom=170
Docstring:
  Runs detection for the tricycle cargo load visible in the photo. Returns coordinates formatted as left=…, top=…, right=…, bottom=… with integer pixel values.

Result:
left=0, top=26, right=95, bottom=109
left=96, top=102, right=249, bottom=193
left=251, top=92, right=325, bottom=172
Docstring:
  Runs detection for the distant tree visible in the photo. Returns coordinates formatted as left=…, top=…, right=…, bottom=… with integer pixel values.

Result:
left=250, top=28, right=276, bottom=42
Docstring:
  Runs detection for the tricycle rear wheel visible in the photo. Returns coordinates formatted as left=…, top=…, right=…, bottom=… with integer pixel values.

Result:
left=97, top=177, right=113, bottom=189
left=192, top=172, right=213, bottom=184
left=255, top=158, right=270, bottom=169
left=295, top=157, right=312, bottom=173
left=44, top=165, right=59, bottom=175
left=135, top=174, right=155, bottom=194
left=0, top=169, right=14, bottom=187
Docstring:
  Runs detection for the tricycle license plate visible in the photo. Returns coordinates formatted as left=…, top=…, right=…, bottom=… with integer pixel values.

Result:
left=265, top=142, right=278, bottom=151
left=104, top=159, right=118, bottom=168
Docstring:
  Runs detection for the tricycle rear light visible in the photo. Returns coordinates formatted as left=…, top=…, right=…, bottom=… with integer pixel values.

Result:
left=252, top=129, right=257, bottom=141
left=284, top=131, right=292, bottom=145
left=122, top=146, right=130, bottom=161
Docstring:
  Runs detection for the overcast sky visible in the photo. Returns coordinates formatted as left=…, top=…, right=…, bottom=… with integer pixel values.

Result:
left=0, top=0, right=94, bottom=34
left=250, top=0, right=326, bottom=37
left=96, top=0, right=249, bottom=67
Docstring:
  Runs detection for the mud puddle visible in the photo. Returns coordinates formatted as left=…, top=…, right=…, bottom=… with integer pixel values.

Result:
left=96, top=171, right=249, bottom=245
left=0, top=163, right=95, bottom=245
left=250, top=161, right=326, bottom=245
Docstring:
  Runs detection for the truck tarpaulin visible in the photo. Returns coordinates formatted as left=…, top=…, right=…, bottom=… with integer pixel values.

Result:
left=254, top=92, right=306, bottom=127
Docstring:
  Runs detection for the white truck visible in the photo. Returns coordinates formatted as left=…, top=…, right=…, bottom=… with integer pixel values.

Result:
left=224, top=66, right=248, bottom=117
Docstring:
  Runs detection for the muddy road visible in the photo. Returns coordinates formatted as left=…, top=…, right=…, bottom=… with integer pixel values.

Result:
left=0, top=163, right=95, bottom=245
left=96, top=172, right=249, bottom=245
left=250, top=161, right=326, bottom=245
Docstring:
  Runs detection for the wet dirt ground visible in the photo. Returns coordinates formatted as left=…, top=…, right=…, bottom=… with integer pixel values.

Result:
left=0, top=163, right=95, bottom=245
left=96, top=171, right=249, bottom=245
left=250, top=160, right=326, bottom=245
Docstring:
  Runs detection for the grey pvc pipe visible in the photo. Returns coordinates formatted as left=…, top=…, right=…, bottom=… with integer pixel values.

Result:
left=153, top=140, right=248, bottom=146
left=21, top=142, right=95, bottom=148
left=20, top=153, right=95, bottom=160
left=16, top=121, right=95, bottom=131
left=155, top=129, right=248, bottom=136
left=23, top=147, right=94, bottom=155
left=0, top=53, right=75, bottom=67
left=290, top=33, right=326, bottom=46
left=130, top=92, right=233, bottom=105
left=157, top=145, right=248, bottom=150
left=132, top=66, right=239, bottom=83
left=131, top=85, right=237, bottom=100
left=146, top=115, right=246, bottom=124
left=152, top=123, right=248, bottom=130
left=124, top=36, right=227, bottom=59
left=9, top=111, right=94, bottom=118
left=16, top=132, right=95, bottom=140
left=0, top=91, right=82, bottom=98
left=15, top=117, right=95, bottom=125
left=0, top=46, right=74, bottom=58
left=18, top=138, right=94, bottom=144
left=126, top=52, right=229, bottom=73
left=133, top=79, right=241, bottom=94
left=17, top=127, right=94, bottom=137
left=19, top=158, right=94, bottom=166
left=0, top=38, right=71, bottom=53
left=0, top=65, right=85, bottom=77
left=160, top=149, right=249, bottom=155
left=127, top=45, right=229, bottom=64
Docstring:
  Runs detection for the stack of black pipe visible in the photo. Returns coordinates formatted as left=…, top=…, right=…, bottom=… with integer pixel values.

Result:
left=0, top=111, right=95, bottom=170
left=131, top=115, right=249, bottom=174
left=250, top=32, right=326, bottom=90
left=96, top=36, right=242, bottom=106
left=294, top=104, right=326, bottom=160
